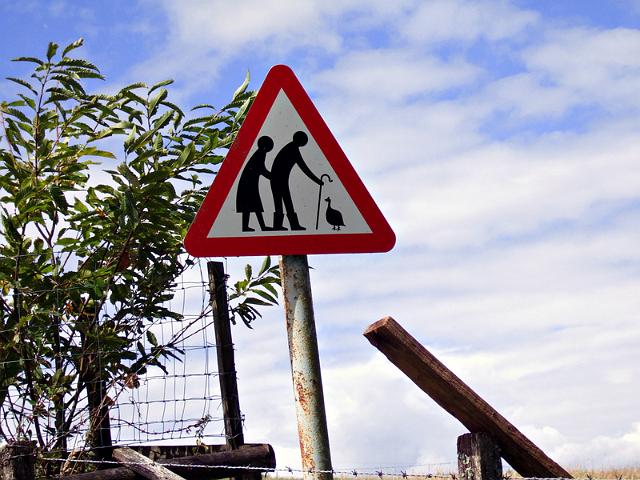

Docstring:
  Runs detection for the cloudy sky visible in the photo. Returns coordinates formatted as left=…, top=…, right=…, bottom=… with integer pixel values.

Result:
left=2, top=0, right=640, bottom=473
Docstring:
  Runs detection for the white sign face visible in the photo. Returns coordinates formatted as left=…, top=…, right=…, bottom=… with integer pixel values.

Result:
left=208, top=90, right=372, bottom=238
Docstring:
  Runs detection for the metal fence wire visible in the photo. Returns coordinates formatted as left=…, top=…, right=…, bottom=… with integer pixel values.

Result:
left=0, top=256, right=229, bottom=454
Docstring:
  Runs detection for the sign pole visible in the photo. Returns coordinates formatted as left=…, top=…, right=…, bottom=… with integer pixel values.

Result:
left=280, top=255, right=333, bottom=480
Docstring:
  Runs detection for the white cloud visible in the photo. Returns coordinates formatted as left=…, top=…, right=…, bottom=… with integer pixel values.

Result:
left=537, top=423, right=640, bottom=469
left=155, top=0, right=425, bottom=57
left=160, top=0, right=341, bottom=55
left=313, top=50, right=480, bottom=103
left=402, top=0, right=539, bottom=45
left=523, top=27, right=640, bottom=111
left=479, top=72, right=576, bottom=119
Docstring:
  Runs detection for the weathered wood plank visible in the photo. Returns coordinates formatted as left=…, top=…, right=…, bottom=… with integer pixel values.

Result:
left=457, top=432, right=502, bottom=480
left=113, top=447, right=186, bottom=480
left=363, top=316, right=571, bottom=478
left=58, top=443, right=275, bottom=480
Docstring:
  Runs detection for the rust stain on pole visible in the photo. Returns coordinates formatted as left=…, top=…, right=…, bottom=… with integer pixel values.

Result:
left=280, top=255, right=333, bottom=480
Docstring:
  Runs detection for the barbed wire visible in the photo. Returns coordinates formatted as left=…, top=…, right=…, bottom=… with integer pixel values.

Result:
left=39, top=456, right=458, bottom=478
left=29, top=457, right=636, bottom=480
left=2, top=446, right=636, bottom=480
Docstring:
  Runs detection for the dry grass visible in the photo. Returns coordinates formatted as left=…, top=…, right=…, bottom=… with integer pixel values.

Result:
left=567, top=467, right=640, bottom=479
left=502, top=467, right=640, bottom=480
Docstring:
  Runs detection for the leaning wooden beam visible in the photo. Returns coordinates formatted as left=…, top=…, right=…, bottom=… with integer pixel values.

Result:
left=58, top=443, right=276, bottom=480
left=364, top=317, right=572, bottom=479
left=112, top=447, right=187, bottom=480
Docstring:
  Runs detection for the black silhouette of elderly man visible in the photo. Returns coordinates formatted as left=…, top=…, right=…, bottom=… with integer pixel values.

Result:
left=270, top=131, right=323, bottom=231
left=236, top=135, right=274, bottom=232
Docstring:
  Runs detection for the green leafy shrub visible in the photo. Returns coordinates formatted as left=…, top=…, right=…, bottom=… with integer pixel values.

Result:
left=0, top=39, right=279, bottom=458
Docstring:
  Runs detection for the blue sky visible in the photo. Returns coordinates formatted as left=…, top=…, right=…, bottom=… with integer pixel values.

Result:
left=2, top=0, right=640, bottom=472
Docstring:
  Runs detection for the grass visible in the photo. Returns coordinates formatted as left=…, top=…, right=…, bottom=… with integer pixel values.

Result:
left=568, top=467, right=640, bottom=480
left=265, top=469, right=640, bottom=480
left=502, top=467, right=640, bottom=480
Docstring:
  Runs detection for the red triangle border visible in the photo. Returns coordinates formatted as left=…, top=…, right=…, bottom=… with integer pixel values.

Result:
left=184, top=65, right=395, bottom=257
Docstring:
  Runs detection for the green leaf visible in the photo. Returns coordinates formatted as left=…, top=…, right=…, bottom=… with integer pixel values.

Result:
left=149, top=79, right=174, bottom=94
left=259, top=256, right=271, bottom=275
left=52, top=75, right=86, bottom=95
left=234, top=97, right=252, bottom=122
left=57, top=237, right=77, bottom=246
left=49, top=185, right=69, bottom=214
left=146, top=330, right=158, bottom=347
left=78, top=147, right=116, bottom=159
left=263, top=282, right=278, bottom=297
left=253, top=289, right=278, bottom=305
left=242, top=297, right=272, bottom=306
left=148, top=88, right=168, bottom=116
left=110, top=120, right=134, bottom=130
left=1, top=207, right=21, bottom=242
left=3, top=107, right=31, bottom=124
left=152, top=110, right=173, bottom=130
left=120, top=82, right=147, bottom=92
left=57, top=58, right=98, bottom=71
left=191, top=103, right=216, bottom=111
left=161, top=100, right=184, bottom=117
left=47, top=42, right=59, bottom=61
left=73, top=198, right=88, bottom=213
left=121, top=188, right=139, bottom=226
left=116, top=162, right=139, bottom=186
left=153, top=133, right=163, bottom=151
left=18, top=94, right=36, bottom=110
left=5, top=77, right=38, bottom=95
left=183, top=114, right=220, bottom=129
left=232, top=71, right=250, bottom=101
left=12, top=56, right=44, bottom=66
left=176, top=142, right=194, bottom=166
left=68, top=68, right=104, bottom=80
left=61, top=38, right=84, bottom=57
left=124, top=125, right=138, bottom=152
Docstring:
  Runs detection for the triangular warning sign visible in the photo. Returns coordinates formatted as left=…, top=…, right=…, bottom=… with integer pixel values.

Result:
left=184, top=65, right=395, bottom=257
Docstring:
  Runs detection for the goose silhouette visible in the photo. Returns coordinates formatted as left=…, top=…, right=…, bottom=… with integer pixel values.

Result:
left=324, top=197, right=345, bottom=230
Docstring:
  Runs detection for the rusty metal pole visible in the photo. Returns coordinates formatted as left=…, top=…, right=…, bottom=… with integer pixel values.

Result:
left=280, top=255, right=333, bottom=480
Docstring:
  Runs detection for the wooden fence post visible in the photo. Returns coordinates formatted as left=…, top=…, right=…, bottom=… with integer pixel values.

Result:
left=208, top=261, right=244, bottom=449
left=457, top=433, right=502, bottom=480
left=86, top=376, right=113, bottom=463
left=208, top=262, right=262, bottom=480
left=0, top=441, right=35, bottom=480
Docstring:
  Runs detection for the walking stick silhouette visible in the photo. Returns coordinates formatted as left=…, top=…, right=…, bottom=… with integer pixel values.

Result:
left=315, top=174, right=333, bottom=230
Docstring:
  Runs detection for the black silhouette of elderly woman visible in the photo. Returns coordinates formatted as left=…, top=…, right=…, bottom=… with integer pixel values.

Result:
left=270, top=131, right=323, bottom=231
left=236, top=135, right=274, bottom=232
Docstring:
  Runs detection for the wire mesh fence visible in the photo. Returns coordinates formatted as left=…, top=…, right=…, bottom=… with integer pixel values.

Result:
left=0, top=255, right=230, bottom=455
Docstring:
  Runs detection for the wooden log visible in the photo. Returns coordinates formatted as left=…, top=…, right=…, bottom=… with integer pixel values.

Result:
left=58, top=443, right=276, bottom=480
left=129, top=444, right=227, bottom=461
left=457, top=433, right=502, bottom=480
left=113, top=448, right=186, bottom=480
left=0, top=441, right=35, bottom=480
left=364, top=317, right=572, bottom=478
